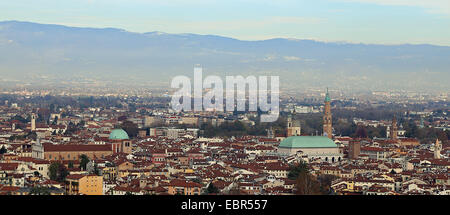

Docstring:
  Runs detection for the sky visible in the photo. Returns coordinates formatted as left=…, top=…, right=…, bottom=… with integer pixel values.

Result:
left=1, top=0, right=449, bottom=46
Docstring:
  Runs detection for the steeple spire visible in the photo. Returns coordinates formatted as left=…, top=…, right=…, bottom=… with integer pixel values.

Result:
left=324, top=87, right=331, bottom=103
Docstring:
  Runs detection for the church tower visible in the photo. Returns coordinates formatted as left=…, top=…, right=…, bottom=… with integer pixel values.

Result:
left=323, top=88, right=332, bottom=139
left=31, top=113, right=37, bottom=131
left=390, top=116, right=398, bottom=140
left=434, top=139, right=442, bottom=159
left=267, top=126, right=275, bottom=138
left=286, top=115, right=301, bottom=137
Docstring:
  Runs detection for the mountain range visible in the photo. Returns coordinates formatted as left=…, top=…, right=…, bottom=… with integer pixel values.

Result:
left=0, top=20, right=449, bottom=91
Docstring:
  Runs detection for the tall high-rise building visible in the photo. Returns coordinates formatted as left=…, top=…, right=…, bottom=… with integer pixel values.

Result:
left=323, top=88, right=332, bottom=139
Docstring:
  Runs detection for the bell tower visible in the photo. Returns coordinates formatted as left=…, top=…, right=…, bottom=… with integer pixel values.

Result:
left=323, top=88, right=332, bottom=139
left=31, top=113, right=37, bottom=131
left=287, top=115, right=293, bottom=137
left=434, top=139, right=442, bottom=159
left=390, top=116, right=398, bottom=140
left=287, top=115, right=301, bottom=137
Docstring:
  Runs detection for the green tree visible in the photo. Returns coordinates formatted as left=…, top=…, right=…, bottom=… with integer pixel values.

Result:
left=0, top=146, right=7, bottom=154
left=48, top=162, right=68, bottom=182
left=205, top=183, right=219, bottom=194
left=33, top=171, right=40, bottom=177
left=11, top=115, right=28, bottom=123
left=120, top=121, right=138, bottom=138
left=93, top=163, right=100, bottom=176
left=288, top=161, right=324, bottom=195
left=79, top=154, right=90, bottom=171
left=288, top=161, right=310, bottom=180
left=354, top=126, right=368, bottom=138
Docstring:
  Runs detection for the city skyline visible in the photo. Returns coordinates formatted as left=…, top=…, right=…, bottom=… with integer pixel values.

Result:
left=0, top=0, right=449, bottom=206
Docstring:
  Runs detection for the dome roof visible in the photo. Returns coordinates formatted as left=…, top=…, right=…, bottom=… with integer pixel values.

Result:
left=109, top=129, right=129, bottom=140
left=279, top=136, right=337, bottom=148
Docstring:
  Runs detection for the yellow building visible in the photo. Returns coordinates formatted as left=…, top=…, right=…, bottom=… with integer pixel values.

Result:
left=331, top=180, right=355, bottom=193
left=66, top=174, right=103, bottom=195
left=167, top=179, right=202, bottom=195
left=102, top=166, right=117, bottom=181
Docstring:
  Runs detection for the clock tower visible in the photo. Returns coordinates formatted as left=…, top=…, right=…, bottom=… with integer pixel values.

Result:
left=323, top=88, right=332, bottom=139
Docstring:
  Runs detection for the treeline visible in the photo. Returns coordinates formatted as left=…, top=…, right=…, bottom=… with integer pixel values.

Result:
left=403, top=119, right=449, bottom=143
left=201, top=116, right=287, bottom=138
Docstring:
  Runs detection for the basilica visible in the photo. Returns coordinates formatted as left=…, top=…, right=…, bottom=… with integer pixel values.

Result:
left=277, top=89, right=343, bottom=162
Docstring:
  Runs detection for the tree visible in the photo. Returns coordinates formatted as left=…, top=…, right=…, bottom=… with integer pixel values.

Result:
left=93, top=163, right=101, bottom=176
left=192, top=178, right=202, bottom=184
left=121, top=121, right=138, bottom=138
left=288, top=161, right=309, bottom=180
left=26, top=132, right=37, bottom=140
left=11, top=115, right=28, bottom=123
left=48, top=162, right=68, bottom=182
left=295, top=171, right=322, bottom=195
left=79, top=154, right=90, bottom=171
left=354, top=126, right=368, bottom=138
left=366, top=126, right=382, bottom=138
left=289, top=161, right=323, bottom=195
left=0, top=146, right=7, bottom=154
left=317, top=174, right=338, bottom=194
left=205, top=183, right=219, bottom=194
left=33, top=171, right=40, bottom=177
left=68, top=161, right=74, bottom=169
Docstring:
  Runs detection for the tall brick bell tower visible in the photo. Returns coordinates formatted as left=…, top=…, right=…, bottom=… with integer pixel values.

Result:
left=323, top=88, right=333, bottom=139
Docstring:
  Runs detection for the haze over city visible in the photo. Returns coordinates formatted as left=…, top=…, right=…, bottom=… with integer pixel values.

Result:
left=0, top=0, right=450, bottom=92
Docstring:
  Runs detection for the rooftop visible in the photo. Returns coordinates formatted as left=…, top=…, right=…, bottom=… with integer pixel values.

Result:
left=278, top=136, right=337, bottom=148
left=109, top=128, right=129, bottom=140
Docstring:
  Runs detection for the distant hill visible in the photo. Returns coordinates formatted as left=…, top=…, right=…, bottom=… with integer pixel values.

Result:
left=0, top=20, right=449, bottom=91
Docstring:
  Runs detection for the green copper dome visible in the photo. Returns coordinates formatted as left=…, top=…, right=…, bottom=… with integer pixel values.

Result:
left=279, top=136, right=337, bottom=148
left=324, top=88, right=331, bottom=103
left=109, top=129, right=129, bottom=140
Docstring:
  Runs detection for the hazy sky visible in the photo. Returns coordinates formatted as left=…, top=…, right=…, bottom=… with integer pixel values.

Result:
left=1, top=0, right=449, bottom=45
